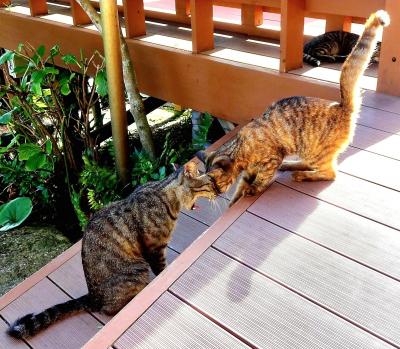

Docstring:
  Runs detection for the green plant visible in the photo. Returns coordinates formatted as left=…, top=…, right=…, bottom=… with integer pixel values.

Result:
left=192, top=112, right=213, bottom=150
left=79, top=153, right=119, bottom=210
left=0, top=197, right=32, bottom=232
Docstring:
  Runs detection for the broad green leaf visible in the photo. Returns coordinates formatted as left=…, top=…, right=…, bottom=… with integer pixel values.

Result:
left=60, top=82, right=71, bottom=96
left=25, top=153, right=47, bottom=171
left=0, top=109, right=14, bottom=124
left=95, top=70, right=108, bottom=97
left=18, top=143, right=42, bottom=160
left=62, top=54, right=78, bottom=65
left=12, top=65, right=28, bottom=74
left=31, top=82, right=42, bottom=96
left=50, top=45, right=60, bottom=57
left=31, top=70, right=46, bottom=84
left=0, top=50, right=14, bottom=65
left=43, top=67, right=59, bottom=75
left=0, top=197, right=33, bottom=232
left=36, top=45, right=45, bottom=58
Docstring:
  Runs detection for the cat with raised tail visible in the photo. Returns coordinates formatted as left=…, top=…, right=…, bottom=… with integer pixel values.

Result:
left=198, top=11, right=390, bottom=206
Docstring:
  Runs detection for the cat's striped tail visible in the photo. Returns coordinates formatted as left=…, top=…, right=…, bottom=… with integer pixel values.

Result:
left=340, top=10, right=390, bottom=112
left=303, top=53, right=321, bottom=67
left=7, top=294, right=93, bottom=339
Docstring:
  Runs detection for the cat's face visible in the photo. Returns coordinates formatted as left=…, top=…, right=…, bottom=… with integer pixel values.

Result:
left=179, top=161, right=218, bottom=210
left=196, top=151, right=235, bottom=195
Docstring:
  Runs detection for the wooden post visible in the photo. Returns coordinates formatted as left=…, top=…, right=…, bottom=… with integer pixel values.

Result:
left=280, top=0, right=305, bottom=72
left=123, top=0, right=146, bottom=38
left=190, top=0, right=214, bottom=54
left=0, top=0, right=11, bottom=6
left=377, top=0, right=400, bottom=96
left=325, top=15, right=352, bottom=32
left=29, top=0, right=48, bottom=16
left=71, top=0, right=92, bottom=26
left=100, top=0, right=129, bottom=183
left=175, top=0, right=189, bottom=19
left=241, top=4, right=263, bottom=28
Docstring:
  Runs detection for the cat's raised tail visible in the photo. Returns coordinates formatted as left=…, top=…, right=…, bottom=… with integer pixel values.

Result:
left=7, top=294, right=93, bottom=339
left=340, top=10, right=390, bottom=112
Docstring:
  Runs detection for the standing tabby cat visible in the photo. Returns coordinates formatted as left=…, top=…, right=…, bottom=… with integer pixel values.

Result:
left=198, top=11, right=389, bottom=206
left=8, top=162, right=216, bottom=338
left=303, top=30, right=382, bottom=67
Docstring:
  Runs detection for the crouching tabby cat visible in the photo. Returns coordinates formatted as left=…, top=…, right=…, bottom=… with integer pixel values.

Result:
left=198, top=11, right=389, bottom=206
left=303, top=30, right=381, bottom=67
left=8, top=161, right=217, bottom=338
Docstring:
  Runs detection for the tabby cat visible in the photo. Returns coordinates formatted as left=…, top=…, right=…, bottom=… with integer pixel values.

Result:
left=198, top=11, right=389, bottom=206
left=8, top=161, right=217, bottom=338
left=303, top=30, right=381, bottom=67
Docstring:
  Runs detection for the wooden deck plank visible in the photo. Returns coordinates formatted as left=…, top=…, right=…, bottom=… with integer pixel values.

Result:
left=352, top=124, right=400, bottom=160
left=339, top=147, right=400, bottom=191
left=0, top=319, right=30, bottom=349
left=363, top=91, right=400, bottom=115
left=170, top=213, right=208, bottom=252
left=114, top=292, right=250, bottom=349
left=277, top=172, right=400, bottom=231
left=248, top=183, right=400, bottom=280
left=214, top=213, right=400, bottom=347
left=0, top=278, right=101, bottom=349
left=359, top=107, right=400, bottom=135
left=183, top=196, right=229, bottom=226
left=170, top=248, right=394, bottom=349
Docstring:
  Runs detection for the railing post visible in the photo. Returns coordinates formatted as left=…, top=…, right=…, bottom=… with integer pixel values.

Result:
left=71, top=0, right=92, bottom=26
left=325, top=15, right=352, bottom=32
left=377, top=0, right=400, bottom=96
left=241, top=4, right=263, bottom=29
left=29, top=0, right=48, bottom=16
left=175, top=0, right=189, bottom=19
left=190, top=0, right=214, bottom=54
left=123, top=0, right=146, bottom=38
left=100, top=0, right=129, bottom=184
left=280, top=0, right=305, bottom=72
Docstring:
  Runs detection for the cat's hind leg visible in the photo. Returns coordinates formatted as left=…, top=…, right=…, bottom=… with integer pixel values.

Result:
left=292, top=152, right=338, bottom=182
left=100, top=259, right=150, bottom=315
left=279, top=160, right=314, bottom=172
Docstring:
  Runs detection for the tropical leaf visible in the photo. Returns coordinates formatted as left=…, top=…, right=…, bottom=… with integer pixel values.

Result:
left=0, top=197, right=33, bottom=232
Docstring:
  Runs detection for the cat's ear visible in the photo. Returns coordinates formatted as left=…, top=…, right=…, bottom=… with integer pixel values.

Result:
left=212, top=155, right=232, bottom=172
left=183, top=161, right=199, bottom=178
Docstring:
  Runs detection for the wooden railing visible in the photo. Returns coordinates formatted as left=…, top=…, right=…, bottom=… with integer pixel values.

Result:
left=0, top=0, right=399, bottom=120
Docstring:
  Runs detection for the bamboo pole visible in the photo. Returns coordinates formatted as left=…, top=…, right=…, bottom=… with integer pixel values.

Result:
left=100, top=0, right=129, bottom=184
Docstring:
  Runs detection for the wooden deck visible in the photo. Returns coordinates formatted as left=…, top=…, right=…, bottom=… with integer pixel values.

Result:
left=1, top=91, right=400, bottom=348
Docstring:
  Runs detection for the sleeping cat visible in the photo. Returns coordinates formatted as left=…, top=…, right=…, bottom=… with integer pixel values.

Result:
left=198, top=11, right=389, bottom=206
left=303, top=30, right=381, bottom=67
left=8, top=161, right=217, bottom=338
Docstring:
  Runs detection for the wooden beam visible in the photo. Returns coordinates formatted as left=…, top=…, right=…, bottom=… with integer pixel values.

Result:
left=70, top=0, right=92, bottom=26
left=325, top=14, right=352, bottom=32
left=280, top=0, right=305, bottom=72
left=29, top=0, right=48, bottom=16
left=0, top=11, right=340, bottom=124
left=241, top=4, right=263, bottom=28
left=175, top=0, right=190, bottom=18
left=123, top=0, right=146, bottom=38
left=377, top=0, right=400, bottom=97
left=190, top=0, right=214, bottom=53
left=100, top=0, right=129, bottom=183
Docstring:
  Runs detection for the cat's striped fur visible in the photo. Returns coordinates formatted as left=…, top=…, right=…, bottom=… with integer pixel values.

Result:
left=303, top=30, right=381, bottom=67
left=8, top=162, right=216, bottom=339
left=198, top=11, right=389, bottom=206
